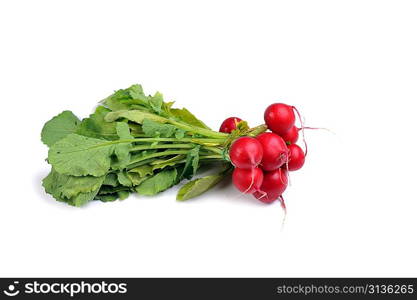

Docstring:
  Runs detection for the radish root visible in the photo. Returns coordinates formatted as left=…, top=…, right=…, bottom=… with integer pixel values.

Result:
left=279, top=195, right=287, bottom=230
left=242, top=169, right=256, bottom=194
left=292, top=106, right=308, bottom=156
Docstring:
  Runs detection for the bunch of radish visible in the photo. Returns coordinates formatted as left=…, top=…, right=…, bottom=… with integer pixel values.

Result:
left=220, top=103, right=306, bottom=206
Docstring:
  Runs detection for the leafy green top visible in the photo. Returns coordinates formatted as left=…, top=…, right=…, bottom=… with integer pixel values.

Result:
left=40, top=84, right=255, bottom=207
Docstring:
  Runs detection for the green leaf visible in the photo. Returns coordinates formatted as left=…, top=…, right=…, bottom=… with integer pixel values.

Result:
left=179, top=145, right=200, bottom=180
left=150, top=155, right=186, bottom=171
left=43, top=169, right=105, bottom=198
left=105, top=110, right=167, bottom=124
left=175, top=130, right=185, bottom=139
left=176, top=173, right=225, bottom=201
left=76, top=106, right=118, bottom=140
left=95, top=193, right=119, bottom=202
left=113, top=122, right=134, bottom=168
left=150, top=154, right=185, bottom=165
left=136, top=168, right=178, bottom=196
left=116, top=122, right=133, bottom=139
left=149, top=92, right=163, bottom=114
left=170, top=108, right=211, bottom=129
left=48, top=134, right=116, bottom=177
left=41, top=111, right=81, bottom=147
left=142, top=118, right=182, bottom=138
left=96, top=186, right=131, bottom=201
left=102, top=93, right=131, bottom=111
left=97, top=185, right=130, bottom=195
left=127, top=165, right=153, bottom=186
left=124, top=156, right=185, bottom=187
left=163, top=101, right=175, bottom=116
left=101, top=84, right=149, bottom=111
left=42, top=169, right=104, bottom=206
left=128, top=165, right=153, bottom=177
left=70, top=190, right=102, bottom=206
left=128, top=123, right=143, bottom=135
left=103, top=173, right=119, bottom=187
left=128, top=84, right=146, bottom=100
left=127, top=173, right=150, bottom=186
left=118, top=190, right=130, bottom=200
left=117, top=171, right=133, bottom=187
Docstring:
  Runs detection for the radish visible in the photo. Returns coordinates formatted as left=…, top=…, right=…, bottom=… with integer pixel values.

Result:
left=264, top=103, right=295, bottom=135
left=287, top=144, right=305, bottom=171
left=219, top=117, right=242, bottom=133
left=280, top=126, right=299, bottom=144
left=256, top=132, right=288, bottom=171
left=232, top=167, right=264, bottom=193
left=253, top=168, right=288, bottom=203
left=229, top=137, right=263, bottom=169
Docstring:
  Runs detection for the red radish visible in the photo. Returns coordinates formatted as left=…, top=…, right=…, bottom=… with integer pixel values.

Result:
left=229, top=137, right=263, bottom=169
left=219, top=117, right=242, bottom=133
left=253, top=169, right=288, bottom=203
left=232, top=167, right=264, bottom=193
left=281, top=126, right=299, bottom=144
left=287, top=144, right=305, bottom=171
left=256, top=132, right=288, bottom=171
left=264, top=103, right=295, bottom=135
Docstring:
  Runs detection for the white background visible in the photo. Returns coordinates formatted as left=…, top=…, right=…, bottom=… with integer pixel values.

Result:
left=1, top=0, right=416, bottom=277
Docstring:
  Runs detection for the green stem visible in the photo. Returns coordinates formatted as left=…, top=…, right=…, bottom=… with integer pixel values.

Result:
left=149, top=155, right=186, bottom=165
left=100, top=137, right=226, bottom=147
left=130, top=144, right=223, bottom=156
left=131, top=133, right=147, bottom=138
left=166, top=119, right=228, bottom=139
left=130, top=144, right=195, bottom=151
left=133, top=137, right=226, bottom=146
left=198, top=154, right=222, bottom=159
left=129, top=149, right=224, bottom=165
left=125, top=158, right=161, bottom=170
left=202, top=146, right=223, bottom=155
left=126, top=154, right=223, bottom=170
left=129, top=150, right=191, bottom=165
left=152, top=156, right=222, bottom=169
left=247, top=124, right=268, bottom=137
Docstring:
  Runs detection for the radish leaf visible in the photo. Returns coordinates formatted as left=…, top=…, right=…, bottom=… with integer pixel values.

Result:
left=41, top=110, right=81, bottom=147
left=136, top=168, right=178, bottom=196
left=176, top=173, right=224, bottom=201
left=76, top=106, right=118, bottom=140
left=42, top=169, right=105, bottom=206
left=171, top=107, right=211, bottom=129
left=48, top=134, right=116, bottom=177
left=105, top=110, right=167, bottom=124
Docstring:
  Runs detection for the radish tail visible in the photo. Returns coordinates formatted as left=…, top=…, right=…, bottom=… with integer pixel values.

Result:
left=292, top=106, right=308, bottom=157
left=279, top=195, right=287, bottom=230
left=256, top=190, right=268, bottom=201
left=284, top=156, right=291, bottom=187
left=242, top=168, right=256, bottom=194
left=279, top=195, right=287, bottom=213
left=302, top=126, right=335, bottom=135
